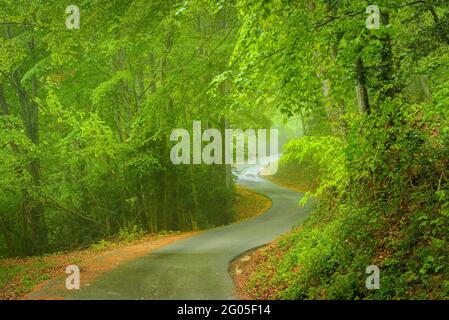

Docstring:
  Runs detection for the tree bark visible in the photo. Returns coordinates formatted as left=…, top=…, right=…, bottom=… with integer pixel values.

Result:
left=356, top=56, right=371, bottom=115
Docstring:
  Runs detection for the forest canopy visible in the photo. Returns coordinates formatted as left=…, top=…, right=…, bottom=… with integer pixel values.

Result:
left=0, top=0, right=449, bottom=300
left=0, top=0, right=246, bottom=256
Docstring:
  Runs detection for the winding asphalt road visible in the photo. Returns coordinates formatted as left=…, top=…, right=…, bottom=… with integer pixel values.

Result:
left=69, top=163, right=312, bottom=300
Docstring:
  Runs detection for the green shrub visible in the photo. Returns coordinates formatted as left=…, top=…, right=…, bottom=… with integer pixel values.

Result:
left=250, top=100, right=449, bottom=299
left=118, top=225, right=145, bottom=242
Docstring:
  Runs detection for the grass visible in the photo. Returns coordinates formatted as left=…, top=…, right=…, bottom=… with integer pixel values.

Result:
left=261, top=162, right=317, bottom=193
left=232, top=185, right=272, bottom=222
left=232, top=230, right=298, bottom=300
left=0, top=254, right=79, bottom=300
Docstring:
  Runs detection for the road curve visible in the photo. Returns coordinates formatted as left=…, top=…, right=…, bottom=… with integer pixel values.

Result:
left=69, top=164, right=312, bottom=300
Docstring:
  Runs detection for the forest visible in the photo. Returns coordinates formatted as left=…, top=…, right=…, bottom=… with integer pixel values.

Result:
left=0, top=0, right=448, bottom=300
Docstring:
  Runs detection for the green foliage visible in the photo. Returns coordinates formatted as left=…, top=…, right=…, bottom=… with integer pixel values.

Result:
left=118, top=225, right=144, bottom=242
left=279, top=136, right=346, bottom=196
left=0, top=0, right=448, bottom=302
left=235, top=0, right=449, bottom=300
left=0, top=0, right=243, bottom=257
left=90, top=240, right=111, bottom=252
left=250, top=101, right=449, bottom=299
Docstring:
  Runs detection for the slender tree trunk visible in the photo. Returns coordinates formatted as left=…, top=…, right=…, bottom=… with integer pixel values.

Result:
left=158, top=24, right=174, bottom=231
left=0, top=84, right=20, bottom=153
left=331, top=43, right=348, bottom=136
left=188, top=166, right=199, bottom=230
left=220, top=116, right=233, bottom=222
left=356, top=56, right=371, bottom=115
left=379, top=10, right=395, bottom=100
left=7, top=24, right=48, bottom=255
left=0, top=84, right=9, bottom=114
left=0, top=216, right=16, bottom=256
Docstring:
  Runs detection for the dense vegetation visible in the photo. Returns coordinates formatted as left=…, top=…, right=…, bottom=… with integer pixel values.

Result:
left=1, top=0, right=448, bottom=300
left=236, top=0, right=449, bottom=299
left=0, top=0, right=257, bottom=257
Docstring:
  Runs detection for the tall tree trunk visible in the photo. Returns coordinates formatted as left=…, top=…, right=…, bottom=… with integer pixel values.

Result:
left=356, top=56, right=371, bottom=115
left=0, top=216, right=16, bottom=256
left=135, top=52, right=159, bottom=233
left=158, top=23, right=174, bottom=231
left=0, top=86, right=18, bottom=256
left=188, top=166, right=199, bottom=230
left=330, top=43, right=348, bottom=136
left=220, top=116, right=233, bottom=223
left=379, top=10, right=395, bottom=100
left=7, top=24, right=48, bottom=255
